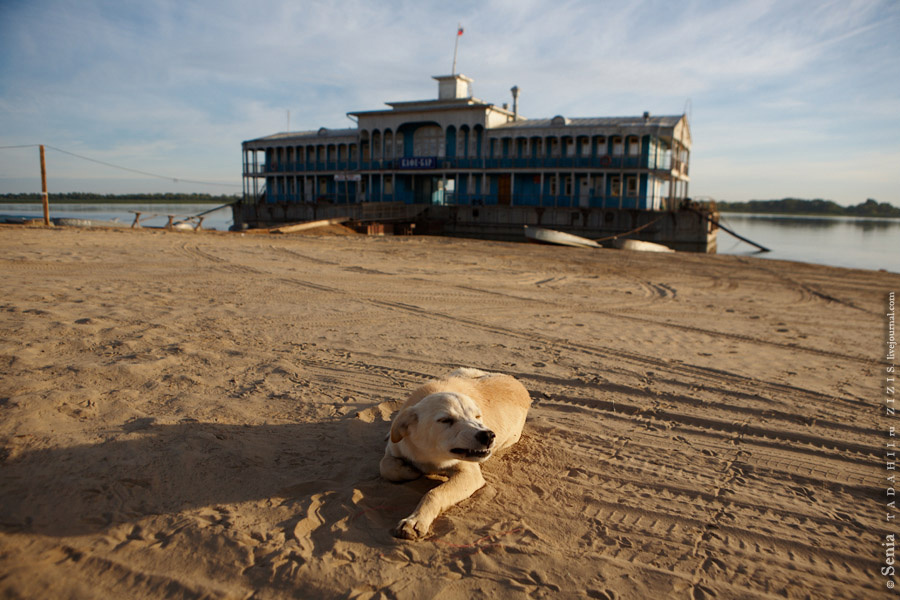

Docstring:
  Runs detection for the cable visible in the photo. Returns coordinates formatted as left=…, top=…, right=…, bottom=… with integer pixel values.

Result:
left=44, top=145, right=241, bottom=187
left=2, top=143, right=240, bottom=188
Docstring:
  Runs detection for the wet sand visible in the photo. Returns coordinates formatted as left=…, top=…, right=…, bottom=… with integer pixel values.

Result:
left=0, top=224, right=895, bottom=599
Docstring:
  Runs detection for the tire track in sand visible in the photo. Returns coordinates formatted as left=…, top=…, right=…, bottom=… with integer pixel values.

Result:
left=526, top=397, right=878, bottom=599
left=183, top=240, right=870, bottom=365
left=174, top=242, right=866, bottom=427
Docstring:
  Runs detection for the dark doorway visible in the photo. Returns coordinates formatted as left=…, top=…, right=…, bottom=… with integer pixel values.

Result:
left=414, top=176, right=437, bottom=204
left=498, top=174, right=511, bottom=206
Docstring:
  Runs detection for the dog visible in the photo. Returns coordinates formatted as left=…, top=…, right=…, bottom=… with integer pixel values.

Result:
left=380, top=367, right=531, bottom=539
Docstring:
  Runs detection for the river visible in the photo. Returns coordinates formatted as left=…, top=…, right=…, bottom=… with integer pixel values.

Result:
left=716, top=213, right=899, bottom=273
left=0, top=202, right=234, bottom=231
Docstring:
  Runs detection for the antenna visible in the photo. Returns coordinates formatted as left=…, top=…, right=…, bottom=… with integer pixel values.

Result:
left=286, top=109, right=291, bottom=132
left=683, top=98, right=693, bottom=123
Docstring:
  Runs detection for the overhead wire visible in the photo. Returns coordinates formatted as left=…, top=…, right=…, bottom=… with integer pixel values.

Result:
left=0, top=143, right=240, bottom=188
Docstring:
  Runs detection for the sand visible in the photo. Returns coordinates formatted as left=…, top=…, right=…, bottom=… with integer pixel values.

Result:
left=0, top=224, right=895, bottom=599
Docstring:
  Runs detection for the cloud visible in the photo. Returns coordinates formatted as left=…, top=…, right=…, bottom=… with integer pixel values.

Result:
left=0, top=0, right=898, bottom=202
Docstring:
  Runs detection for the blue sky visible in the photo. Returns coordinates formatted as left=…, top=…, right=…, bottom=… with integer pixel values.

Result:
left=1, top=0, right=898, bottom=204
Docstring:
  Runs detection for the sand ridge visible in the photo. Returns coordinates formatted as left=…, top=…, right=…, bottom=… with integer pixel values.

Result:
left=0, top=225, right=894, bottom=598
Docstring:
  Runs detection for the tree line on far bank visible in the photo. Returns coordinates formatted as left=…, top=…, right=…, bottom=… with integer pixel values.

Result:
left=0, top=192, right=239, bottom=204
left=2, top=192, right=897, bottom=218
left=716, top=198, right=900, bottom=218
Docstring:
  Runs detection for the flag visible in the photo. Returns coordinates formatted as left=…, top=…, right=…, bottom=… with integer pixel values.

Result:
left=458, top=26, right=464, bottom=36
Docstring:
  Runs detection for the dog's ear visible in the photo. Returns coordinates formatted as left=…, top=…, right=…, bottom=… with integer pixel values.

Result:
left=390, top=407, right=418, bottom=443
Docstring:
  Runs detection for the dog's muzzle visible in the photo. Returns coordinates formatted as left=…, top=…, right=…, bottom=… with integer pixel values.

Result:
left=476, top=429, right=495, bottom=446
left=450, top=429, right=495, bottom=460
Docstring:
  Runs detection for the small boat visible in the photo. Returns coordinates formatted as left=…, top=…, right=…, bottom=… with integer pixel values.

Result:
left=54, top=218, right=128, bottom=228
left=524, top=226, right=603, bottom=249
left=613, top=239, right=675, bottom=253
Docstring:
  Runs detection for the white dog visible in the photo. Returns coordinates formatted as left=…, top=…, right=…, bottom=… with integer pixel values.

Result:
left=380, top=368, right=531, bottom=539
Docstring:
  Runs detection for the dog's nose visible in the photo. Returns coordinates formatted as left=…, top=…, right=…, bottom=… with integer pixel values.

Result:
left=476, top=429, right=495, bottom=446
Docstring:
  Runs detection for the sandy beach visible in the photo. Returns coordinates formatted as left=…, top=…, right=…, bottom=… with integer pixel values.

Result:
left=0, top=224, right=895, bottom=599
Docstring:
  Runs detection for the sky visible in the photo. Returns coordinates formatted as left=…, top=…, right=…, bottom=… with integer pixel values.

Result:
left=1, top=0, right=898, bottom=205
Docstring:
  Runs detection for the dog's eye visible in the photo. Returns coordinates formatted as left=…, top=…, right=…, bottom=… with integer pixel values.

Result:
left=438, top=417, right=455, bottom=425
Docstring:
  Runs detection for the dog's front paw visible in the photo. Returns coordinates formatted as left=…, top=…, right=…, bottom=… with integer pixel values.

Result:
left=391, top=516, right=430, bottom=540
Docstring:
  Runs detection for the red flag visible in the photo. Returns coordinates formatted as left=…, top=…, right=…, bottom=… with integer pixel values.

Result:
left=458, top=26, right=464, bottom=36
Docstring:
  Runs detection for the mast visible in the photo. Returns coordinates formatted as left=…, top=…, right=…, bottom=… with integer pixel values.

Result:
left=451, top=24, right=463, bottom=74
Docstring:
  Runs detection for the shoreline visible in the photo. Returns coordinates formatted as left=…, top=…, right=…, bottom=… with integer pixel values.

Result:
left=722, top=210, right=900, bottom=222
left=0, top=225, right=896, bottom=598
left=4, top=219, right=898, bottom=275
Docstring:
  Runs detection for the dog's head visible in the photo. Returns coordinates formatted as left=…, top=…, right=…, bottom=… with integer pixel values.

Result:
left=389, top=392, right=496, bottom=464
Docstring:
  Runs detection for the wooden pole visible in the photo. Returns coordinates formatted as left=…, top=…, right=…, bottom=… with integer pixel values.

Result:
left=40, top=145, right=50, bottom=226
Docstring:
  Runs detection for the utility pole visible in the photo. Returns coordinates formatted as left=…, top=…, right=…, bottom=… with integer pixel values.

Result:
left=39, top=145, right=49, bottom=226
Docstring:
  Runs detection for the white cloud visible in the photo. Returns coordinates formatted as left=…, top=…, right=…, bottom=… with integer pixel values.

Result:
left=0, top=0, right=898, bottom=203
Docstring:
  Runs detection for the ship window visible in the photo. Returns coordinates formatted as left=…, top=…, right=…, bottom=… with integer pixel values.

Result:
left=612, top=137, right=623, bottom=156
left=610, top=176, right=621, bottom=197
left=549, top=138, right=559, bottom=157
left=579, top=138, right=590, bottom=156
left=384, top=131, right=393, bottom=159
left=414, top=125, right=442, bottom=157
left=627, top=136, right=640, bottom=156
left=372, top=131, right=382, bottom=160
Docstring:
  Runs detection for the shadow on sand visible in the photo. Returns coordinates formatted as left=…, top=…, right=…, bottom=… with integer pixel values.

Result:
left=0, top=415, right=431, bottom=540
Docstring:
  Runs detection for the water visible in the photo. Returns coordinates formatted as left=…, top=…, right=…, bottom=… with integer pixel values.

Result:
left=1, top=203, right=897, bottom=273
left=716, top=213, right=899, bottom=273
left=0, top=202, right=234, bottom=231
